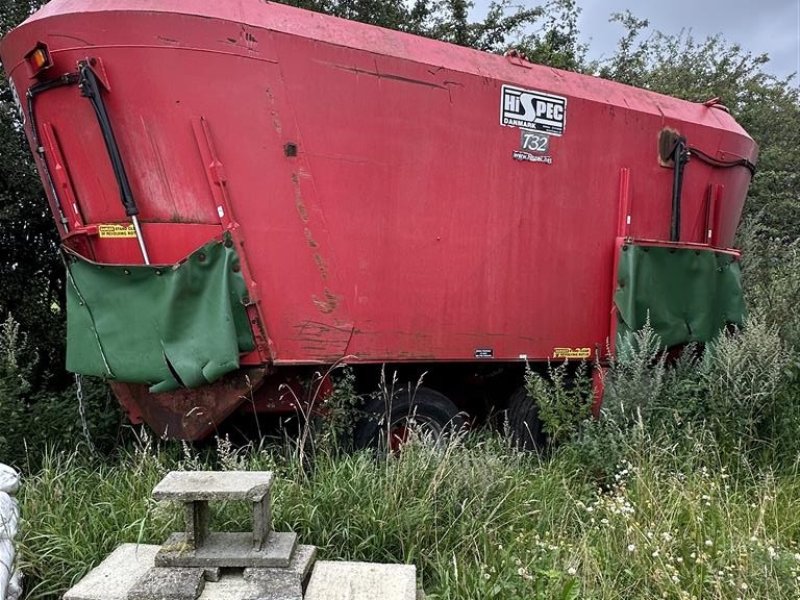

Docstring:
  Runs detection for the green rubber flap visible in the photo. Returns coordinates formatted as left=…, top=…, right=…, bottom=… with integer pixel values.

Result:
left=65, top=237, right=255, bottom=393
left=615, top=244, right=746, bottom=348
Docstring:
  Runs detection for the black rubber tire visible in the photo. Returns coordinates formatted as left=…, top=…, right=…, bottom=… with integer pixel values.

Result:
left=506, top=386, right=546, bottom=451
left=353, top=387, right=466, bottom=451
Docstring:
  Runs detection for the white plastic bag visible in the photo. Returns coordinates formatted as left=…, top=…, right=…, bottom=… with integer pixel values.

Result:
left=0, top=465, right=21, bottom=600
left=7, top=569, right=22, bottom=600
left=0, top=494, right=19, bottom=541
left=0, top=538, right=14, bottom=600
left=0, top=466, right=19, bottom=496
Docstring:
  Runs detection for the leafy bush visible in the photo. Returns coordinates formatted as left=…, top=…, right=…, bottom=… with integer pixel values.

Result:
left=0, top=313, right=123, bottom=467
left=0, top=313, right=34, bottom=461
left=570, top=318, right=799, bottom=479
left=739, top=223, right=800, bottom=349
left=524, top=361, right=593, bottom=447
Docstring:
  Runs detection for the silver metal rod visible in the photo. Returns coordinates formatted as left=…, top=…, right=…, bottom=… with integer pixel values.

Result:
left=131, top=215, right=150, bottom=265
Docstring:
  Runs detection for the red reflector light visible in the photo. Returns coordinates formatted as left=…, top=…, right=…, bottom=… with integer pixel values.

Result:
left=25, top=43, right=52, bottom=76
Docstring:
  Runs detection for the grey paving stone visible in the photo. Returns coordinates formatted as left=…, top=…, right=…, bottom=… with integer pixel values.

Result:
left=127, top=567, right=206, bottom=600
left=156, top=532, right=297, bottom=569
left=244, top=570, right=302, bottom=600
left=243, top=545, right=317, bottom=585
left=64, top=544, right=160, bottom=600
left=304, top=561, right=417, bottom=600
left=148, top=571, right=300, bottom=600
left=153, top=472, right=274, bottom=503
left=196, top=574, right=260, bottom=600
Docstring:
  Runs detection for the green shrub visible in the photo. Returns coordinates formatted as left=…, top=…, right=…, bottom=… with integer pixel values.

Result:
left=0, top=313, right=123, bottom=467
left=739, top=223, right=800, bottom=349
left=572, top=317, right=798, bottom=478
left=524, top=361, right=593, bottom=447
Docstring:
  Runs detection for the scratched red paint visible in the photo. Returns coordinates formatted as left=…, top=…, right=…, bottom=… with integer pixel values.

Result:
left=1, top=1, right=757, bottom=437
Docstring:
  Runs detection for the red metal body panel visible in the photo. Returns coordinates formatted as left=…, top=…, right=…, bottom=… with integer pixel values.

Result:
left=1, top=2, right=757, bottom=409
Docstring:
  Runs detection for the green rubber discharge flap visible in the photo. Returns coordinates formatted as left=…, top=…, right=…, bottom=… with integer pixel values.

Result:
left=65, top=236, right=255, bottom=393
left=615, top=244, right=746, bottom=348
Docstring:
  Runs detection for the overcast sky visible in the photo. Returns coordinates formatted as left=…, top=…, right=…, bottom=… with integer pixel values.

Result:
left=472, top=0, right=800, bottom=83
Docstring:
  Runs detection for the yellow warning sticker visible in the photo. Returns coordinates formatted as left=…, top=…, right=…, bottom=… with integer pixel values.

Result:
left=98, top=224, right=136, bottom=239
left=553, top=347, right=592, bottom=360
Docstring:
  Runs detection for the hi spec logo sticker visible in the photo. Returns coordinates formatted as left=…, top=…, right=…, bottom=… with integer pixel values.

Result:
left=98, top=224, right=136, bottom=239
left=501, top=85, right=567, bottom=136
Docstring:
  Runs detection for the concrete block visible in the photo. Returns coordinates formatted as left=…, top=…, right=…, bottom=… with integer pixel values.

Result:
left=135, top=571, right=301, bottom=600
left=156, top=532, right=297, bottom=569
left=184, top=501, right=210, bottom=549
left=304, top=561, right=417, bottom=600
left=64, top=544, right=160, bottom=600
left=127, top=567, right=206, bottom=600
left=153, top=472, right=274, bottom=503
left=196, top=573, right=258, bottom=600
left=245, top=571, right=302, bottom=600
left=203, top=568, right=221, bottom=583
left=243, top=545, right=316, bottom=590
left=252, top=498, right=271, bottom=550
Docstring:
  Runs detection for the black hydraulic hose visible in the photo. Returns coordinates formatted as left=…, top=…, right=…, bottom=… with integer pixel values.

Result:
left=27, top=72, right=79, bottom=147
left=26, top=73, right=80, bottom=231
left=670, top=139, right=688, bottom=242
left=687, top=145, right=756, bottom=178
left=77, top=61, right=139, bottom=217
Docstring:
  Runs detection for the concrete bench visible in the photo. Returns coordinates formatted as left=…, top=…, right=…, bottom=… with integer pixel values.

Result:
left=153, top=471, right=297, bottom=569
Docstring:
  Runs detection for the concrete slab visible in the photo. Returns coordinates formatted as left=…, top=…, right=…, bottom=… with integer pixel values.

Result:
left=153, top=472, right=274, bottom=503
left=156, top=532, right=297, bottom=569
left=127, top=567, right=206, bottom=600
left=64, top=544, right=160, bottom=600
left=245, top=571, right=302, bottom=600
left=196, top=573, right=258, bottom=600
left=243, top=545, right=317, bottom=584
left=194, top=573, right=299, bottom=600
left=304, top=561, right=417, bottom=600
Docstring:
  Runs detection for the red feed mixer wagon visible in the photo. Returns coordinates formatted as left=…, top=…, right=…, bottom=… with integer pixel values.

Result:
left=1, top=0, right=757, bottom=444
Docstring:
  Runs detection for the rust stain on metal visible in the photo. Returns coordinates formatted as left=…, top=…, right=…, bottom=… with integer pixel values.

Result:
left=292, top=173, right=310, bottom=223
left=304, top=227, right=318, bottom=248
left=312, top=288, right=340, bottom=314
left=293, top=320, right=353, bottom=350
left=313, top=252, right=328, bottom=280
left=289, top=173, right=343, bottom=317
left=110, top=368, right=266, bottom=440
left=265, top=87, right=283, bottom=134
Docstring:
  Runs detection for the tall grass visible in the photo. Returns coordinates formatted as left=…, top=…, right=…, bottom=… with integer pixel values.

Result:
left=16, top=428, right=800, bottom=600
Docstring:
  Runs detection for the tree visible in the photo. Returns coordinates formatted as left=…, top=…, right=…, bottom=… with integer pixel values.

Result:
left=519, top=0, right=587, bottom=72
left=598, top=12, right=800, bottom=240
left=0, top=0, right=64, bottom=385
